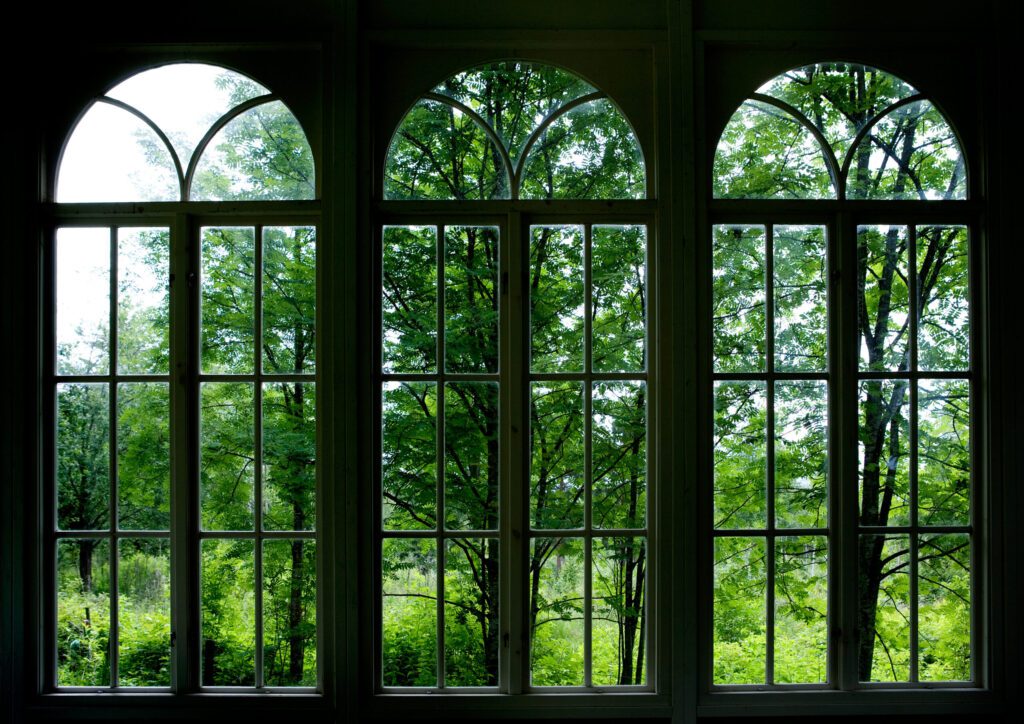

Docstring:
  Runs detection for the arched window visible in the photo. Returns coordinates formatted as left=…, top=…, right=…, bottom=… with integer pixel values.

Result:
left=377, top=61, right=651, bottom=692
left=709, top=63, right=974, bottom=689
left=49, top=63, right=319, bottom=691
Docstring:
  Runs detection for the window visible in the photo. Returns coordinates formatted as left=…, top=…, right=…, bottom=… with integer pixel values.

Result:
left=48, top=63, right=320, bottom=691
left=376, top=61, right=652, bottom=692
left=710, top=63, right=975, bottom=689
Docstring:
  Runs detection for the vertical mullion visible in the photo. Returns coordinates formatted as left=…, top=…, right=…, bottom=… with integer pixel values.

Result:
left=108, top=226, right=120, bottom=688
left=503, top=213, right=521, bottom=694
left=825, top=218, right=841, bottom=690
left=45, top=225, right=57, bottom=691
left=436, top=224, right=446, bottom=688
left=254, top=224, right=264, bottom=689
left=908, top=225, right=919, bottom=683
left=583, top=224, right=593, bottom=688
left=764, top=223, right=775, bottom=686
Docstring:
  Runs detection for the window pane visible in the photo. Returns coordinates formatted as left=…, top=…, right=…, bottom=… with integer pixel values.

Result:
left=713, top=100, right=835, bottom=200
left=593, top=536, right=646, bottom=686
left=530, top=225, right=584, bottom=373
left=201, top=227, right=255, bottom=374
left=529, top=537, right=584, bottom=686
left=117, top=538, right=170, bottom=686
left=918, top=379, right=970, bottom=526
left=263, top=226, right=316, bottom=374
left=775, top=380, right=828, bottom=529
left=858, top=225, right=910, bottom=372
left=858, top=535, right=910, bottom=682
left=445, top=383, right=499, bottom=531
left=774, top=225, right=827, bottom=372
left=263, top=382, right=316, bottom=531
left=713, top=536, right=766, bottom=684
left=117, top=228, right=170, bottom=375
left=530, top=382, right=585, bottom=530
left=858, top=380, right=910, bottom=527
left=382, top=382, right=436, bottom=531
left=201, top=539, right=255, bottom=686
left=57, top=228, right=109, bottom=376
left=384, top=99, right=509, bottom=201
left=57, top=383, right=109, bottom=531
left=382, top=538, right=437, bottom=687
left=917, top=226, right=969, bottom=372
left=592, top=382, right=646, bottom=530
left=592, top=225, right=646, bottom=372
left=200, top=382, right=255, bottom=531
left=519, top=98, right=645, bottom=200
left=445, top=226, right=499, bottom=374
left=445, top=538, right=499, bottom=686
left=382, top=226, right=437, bottom=374
left=774, top=536, right=828, bottom=684
left=713, top=225, right=766, bottom=373
left=57, top=539, right=110, bottom=686
left=919, top=534, right=971, bottom=681
left=263, top=539, right=317, bottom=686
left=117, top=383, right=170, bottom=530
left=714, top=381, right=767, bottom=530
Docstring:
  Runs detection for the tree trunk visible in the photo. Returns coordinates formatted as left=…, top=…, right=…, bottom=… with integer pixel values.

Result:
left=78, top=539, right=95, bottom=593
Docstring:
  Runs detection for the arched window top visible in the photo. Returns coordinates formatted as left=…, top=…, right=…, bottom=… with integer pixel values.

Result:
left=714, top=62, right=966, bottom=200
left=384, top=61, right=646, bottom=201
left=56, top=63, right=316, bottom=202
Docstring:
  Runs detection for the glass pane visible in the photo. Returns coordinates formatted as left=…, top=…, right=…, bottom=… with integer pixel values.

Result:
left=858, top=535, right=910, bottom=682
left=593, top=537, right=646, bottom=686
left=713, top=225, right=766, bottom=373
left=117, top=228, right=170, bottom=375
left=382, top=538, right=437, bottom=687
left=431, top=61, right=596, bottom=160
left=592, top=225, right=646, bottom=372
left=445, top=383, right=499, bottom=531
left=529, top=537, right=584, bottom=686
left=106, top=63, right=270, bottom=170
left=858, top=225, right=910, bottom=372
left=519, top=98, right=645, bottom=200
left=262, top=226, right=316, bottom=374
left=56, top=103, right=178, bottom=202
left=57, top=539, right=110, bottom=686
left=774, top=536, right=828, bottom=684
left=756, top=64, right=917, bottom=162
left=918, top=379, right=970, bottom=526
left=117, top=538, right=170, bottom=686
left=847, top=101, right=966, bottom=201
left=714, top=381, right=767, bottom=529
left=382, top=225, right=437, bottom=373
left=592, top=382, right=646, bottom=530
left=201, top=227, right=255, bottom=374
left=445, top=226, right=499, bottom=374
left=917, top=226, right=969, bottom=371
left=858, top=380, right=910, bottom=527
left=384, top=99, right=509, bottom=201
left=263, top=539, right=317, bottom=686
left=445, top=538, right=499, bottom=686
left=382, top=382, right=436, bottom=531
left=117, top=383, right=170, bottom=530
left=713, top=536, right=766, bottom=684
left=774, top=225, right=827, bottom=372
left=713, top=100, right=834, bottom=199
left=57, top=383, right=109, bottom=530
left=263, top=382, right=316, bottom=531
left=919, top=534, right=971, bottom=681
left=530, top=382, right=585, bottom=529
left=201, top=539, right=255, bottom=686
left=200, top=383, right=255, bottom=531
left=57, top=228, right=109, bottom=375
left=530, top=225, right=584, bottom=373
left=775, top=380, right=828, bottom=529
left=190, top=101, right=315, bottom=201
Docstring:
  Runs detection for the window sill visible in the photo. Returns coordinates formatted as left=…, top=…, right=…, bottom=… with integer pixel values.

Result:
left=368, top=691, right=672, bottom=719
left=697, top=687, right=1001, bottom=717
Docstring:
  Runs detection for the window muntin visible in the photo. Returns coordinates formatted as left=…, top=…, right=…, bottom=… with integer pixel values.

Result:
left=710, top=63, right=974, bottom=690
left=378, top=61, right=650, bottom=693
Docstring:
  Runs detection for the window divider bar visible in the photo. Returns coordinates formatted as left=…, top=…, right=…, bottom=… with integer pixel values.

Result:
left=584, top=223, right=593, bottom=689
left=108, top=225, right=120, bottom=689
left=505, top=210, right=523, bottom=695
left=254, top=223, right=265, bottom=689
left=436, top=224, right=446, bottom=689
left=908, top=226, right=920, bottom=685
left=765, top=223, right=776, bottom=686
